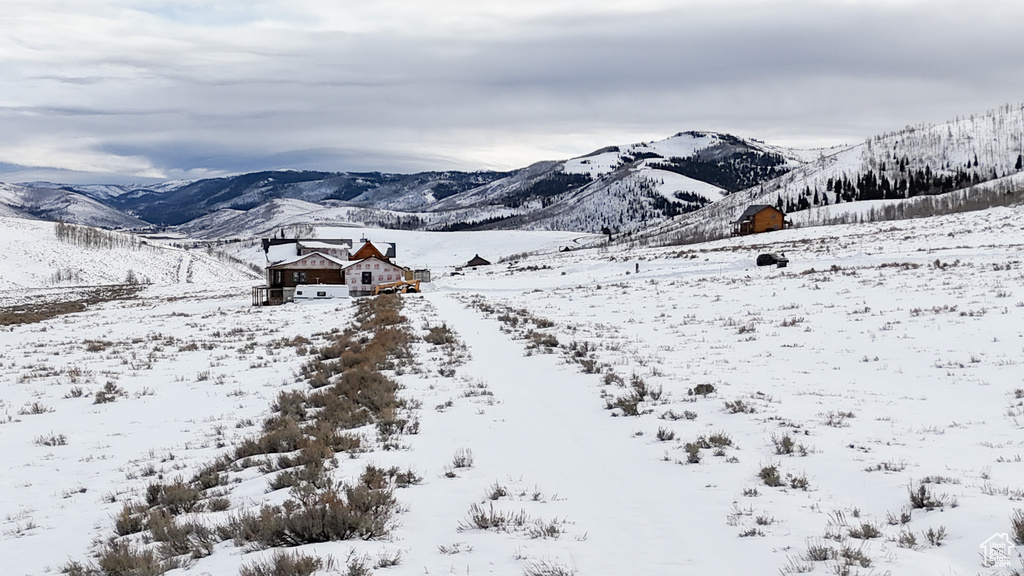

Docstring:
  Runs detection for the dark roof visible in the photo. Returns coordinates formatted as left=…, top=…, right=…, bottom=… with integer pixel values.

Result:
left=733, top=204, right=779, bottom=223
left=466, top=254, right=491, bottom=267
left=262, top=237, right=353, bottom=253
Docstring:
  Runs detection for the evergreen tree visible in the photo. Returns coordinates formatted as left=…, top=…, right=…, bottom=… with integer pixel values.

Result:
left=1016, top=154, right=1023, bottom=171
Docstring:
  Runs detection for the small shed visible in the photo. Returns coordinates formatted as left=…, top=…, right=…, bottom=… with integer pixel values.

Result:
left=466, top=254, right=491, bottom=267
left=732, top=205, right=788, bottom=236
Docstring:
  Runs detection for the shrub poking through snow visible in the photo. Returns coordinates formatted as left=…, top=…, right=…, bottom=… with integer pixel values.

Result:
left=908, top=482, right=955, bottom=510
left=522, top=559, right=577, bottom=576
left=452, top=448, right=475, bottom=469
left=457, top=503, right=567, bottom=539
left=61, top=294, right=415, bottom=575
left=424, top=323, right=457, bottom=345
left=94, top=382, right=126, bottom=404
left=605, top=374, right=661, bottom=416
left=237, top=550, right=328, bottom=576
left=1012, top=509, right=1024, bottom=545
left=923, top=525, right=947, bottom=546
left=222, top=478, right=399, bottom=547
left=688, top=383, right=715, bottom=397
left=758, top=464, right=783, bottom=487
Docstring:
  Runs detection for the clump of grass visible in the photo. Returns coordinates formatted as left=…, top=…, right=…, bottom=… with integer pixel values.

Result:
left=923, top=525, right=947, bottom=546
left=820, top=410, right=854, bottom=427
left=34, top=432, right=67, bottom=446
left=605, top=374, right=661, bottom=417
left=688, top=383, right=715, bottom=397
left=772, top=433, right=808, bottom=456
left=19, top=401, right=54, bottom=415
left=451, top=448, right=474, bottom=469
left=1011, top=509, right=1024, bottom=545
left=424, top=323, right=457, bottom=346
left=238, top=550, right=329, bottom=576
left=724, top=399, right=754, bottom=414
left=683, top=442, right=702, bottom=464
left=660, top=409, right=697, bottom=421
left=522, top=559, right=576, bottom=576
left=847, top=522, right=882, bottom=539
left=94, top=382, right=126, bottom=404
left=758, top=463, right=783, bottom=487
left=908, top=482, right=955, bottom=510
left=223, top=480, right=399, bottom=546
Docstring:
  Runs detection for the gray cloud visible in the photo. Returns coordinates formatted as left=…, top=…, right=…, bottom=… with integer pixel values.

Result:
left=3, top=0, right=1024, bottom=183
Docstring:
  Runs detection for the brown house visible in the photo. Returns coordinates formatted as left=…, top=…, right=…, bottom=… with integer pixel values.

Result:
left=350, top=240, right=396, bottom=262
left=253, top=252, right=348, bottom=305
left=732, top=205, right=788, bottom=236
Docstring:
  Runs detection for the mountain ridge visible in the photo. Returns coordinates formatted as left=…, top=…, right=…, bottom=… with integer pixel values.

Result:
left=3, top=103, right=1024, bottom=239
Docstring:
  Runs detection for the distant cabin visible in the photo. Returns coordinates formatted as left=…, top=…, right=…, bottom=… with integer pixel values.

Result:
left=466, top=254, right=491, bottom=267
left=732, top=205, right=788, bottom=236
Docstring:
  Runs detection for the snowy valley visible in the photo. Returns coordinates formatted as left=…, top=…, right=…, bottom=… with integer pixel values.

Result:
left=2, top=203, right=1024, bottom=576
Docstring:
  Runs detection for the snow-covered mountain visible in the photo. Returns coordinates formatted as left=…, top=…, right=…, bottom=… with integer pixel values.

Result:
left=636, top=103, right=1024, bottom=246
left=0, top=132, right=803, bottom=237
left=4, top=103, right=1024, bottom=240
left=0, top=183, right=148, bottom=229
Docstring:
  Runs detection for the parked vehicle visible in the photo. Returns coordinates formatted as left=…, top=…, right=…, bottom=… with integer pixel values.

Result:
left=756, top=253, right=789, bottom=268
left=294, top=284, right=350, bottom=300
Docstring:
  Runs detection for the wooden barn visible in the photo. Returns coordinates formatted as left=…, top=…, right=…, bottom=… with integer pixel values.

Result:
left=732, top=205, right=788, bottom=236
left=253, top=252, right=348, bottom=305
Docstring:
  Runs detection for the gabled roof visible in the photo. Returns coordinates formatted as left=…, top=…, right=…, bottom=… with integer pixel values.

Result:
left=267, top=251, right=349, bottom=269
left=342, top=255, right=402, bottom=271
left=734, top=204, right=780, bottom=223
left=466, top=254, right=491, bottom=267
left=264, top=237, right=352, bottom=264
left=351, top=240, right=396, bottom=260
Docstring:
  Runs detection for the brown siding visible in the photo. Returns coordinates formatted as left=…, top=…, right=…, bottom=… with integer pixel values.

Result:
left=269, top=268, right=345, bottom=288
left=752, top=207, right=785, bottom=233
left=350, top=244, right=388, bottom=262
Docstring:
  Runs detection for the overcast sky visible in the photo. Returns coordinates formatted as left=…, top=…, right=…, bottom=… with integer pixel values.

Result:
left=2, top=0, right=1023, bottom=184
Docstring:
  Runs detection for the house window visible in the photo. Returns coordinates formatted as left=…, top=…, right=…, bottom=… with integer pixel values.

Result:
left=361, top=271, right=372, bottom=284
left=292, top=271, right=306, bottom=283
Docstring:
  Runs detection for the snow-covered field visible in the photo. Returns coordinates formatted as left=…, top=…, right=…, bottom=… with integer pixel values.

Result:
left=2, top=207, right=1024, bottom=576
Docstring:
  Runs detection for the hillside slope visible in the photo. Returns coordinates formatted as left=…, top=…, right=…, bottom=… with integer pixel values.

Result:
left=0, top=183, right=148, bottom=229
left=0, top=217, right=260, bottom=289
left=644, top=103, right=1024, bottom=245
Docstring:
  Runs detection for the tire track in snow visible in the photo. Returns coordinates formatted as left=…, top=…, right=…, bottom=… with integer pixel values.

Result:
left=395, top=291, right=760, bottom=575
